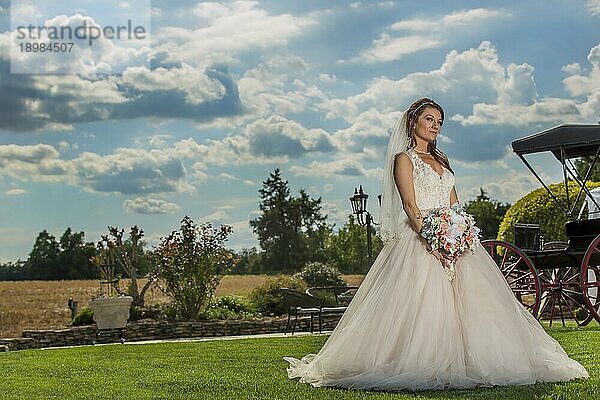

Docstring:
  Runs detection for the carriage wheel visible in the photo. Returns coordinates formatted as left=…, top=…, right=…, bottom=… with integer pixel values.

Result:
left=538, top=267, right=591, bottom=327
left=581, top=234, right=600, bottom=325
left=481, top=240, right=541, bottom=317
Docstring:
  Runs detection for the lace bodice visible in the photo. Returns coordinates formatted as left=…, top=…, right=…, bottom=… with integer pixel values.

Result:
left=405, top=148, right=455, bottom=210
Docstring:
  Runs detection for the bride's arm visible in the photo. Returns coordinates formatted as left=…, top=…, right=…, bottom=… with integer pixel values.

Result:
left=395, top=154, right=452, bottom=267
left=450, top=186, right=459, bottom=205
left=393, top=153, right=423, bottom=232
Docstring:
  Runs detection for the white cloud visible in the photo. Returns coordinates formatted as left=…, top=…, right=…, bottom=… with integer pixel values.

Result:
left=123, top=197, right=180, bottom=214
left=458, top=42, right=600, bottom=126
left=460, top=171, right=541, bottom=205
left=561, top=63, right=582, bottom=75
left=72, top=148, right=193, bottom=194
left=0, top=143, right=196, bottom=195
left=345, top=8, right=509, bottom=64
left=324, top=41, right=597, bottom=128
left=344, top=35, right=442, bottom=64
left=322, top=42, right=504, bottom=122
left=121, top=64, right=226, bottom=105
left=290, top=159, right=382, bottom=179
left=5, top=188, right=26, bottom=196
left=562, top=43, right=600, bottom=97
left=9, top=14, right=149, bottom=75
left=173, top=114, right=336, bottom=168
left=237, top=61, right=328, bottom=120
left=0, top=144, right=72, bottom=182
left=587, top=0, right=600, bottom=15
left=147, top=134, right=174, bottom=148
left=155, top=1, right=316, bottom=67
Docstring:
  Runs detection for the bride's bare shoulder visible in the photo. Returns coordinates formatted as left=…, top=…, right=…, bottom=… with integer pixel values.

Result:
left=393, top=152, right=413, bottom=169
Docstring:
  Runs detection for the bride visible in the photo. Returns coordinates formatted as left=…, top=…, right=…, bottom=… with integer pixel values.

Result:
left=283, top=98, right=589, bottom=391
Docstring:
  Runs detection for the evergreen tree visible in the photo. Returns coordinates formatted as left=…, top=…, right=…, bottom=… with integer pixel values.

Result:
left=25, top=228, right=98, bottom=280
left=250, top=169, right=330, bottom=273
left=58, top=228, right=97, bottom=279
left=27, top=230, right=60, bottom=279
left=464, top=188, right=511, bottom=240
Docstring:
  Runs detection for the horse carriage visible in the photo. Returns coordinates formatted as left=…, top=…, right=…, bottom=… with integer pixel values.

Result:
left=482, top=124, right=600, bottom=326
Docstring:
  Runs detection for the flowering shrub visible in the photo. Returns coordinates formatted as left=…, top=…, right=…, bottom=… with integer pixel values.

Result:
left=293, top=262, right=346, bottom=287
left=154, top=216, right=238, bottom=321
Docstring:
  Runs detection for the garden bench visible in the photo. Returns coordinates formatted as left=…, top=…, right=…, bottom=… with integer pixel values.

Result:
left=279, top=288, right=323, bottom=335
left=305, top=286, right=359, bottom=307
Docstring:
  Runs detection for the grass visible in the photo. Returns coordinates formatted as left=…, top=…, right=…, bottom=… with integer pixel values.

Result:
left=0, top=323, right=597, bottom=400
left=0, top=275, right=366, bottom=338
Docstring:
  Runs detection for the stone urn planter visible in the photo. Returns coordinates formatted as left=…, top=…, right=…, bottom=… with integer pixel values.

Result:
left=90, top=296, right=133, bottom=330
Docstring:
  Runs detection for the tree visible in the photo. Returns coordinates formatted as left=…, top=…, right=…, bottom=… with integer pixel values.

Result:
left=0, top=260, right=29, bottom=281
left=154, top=216, right=238, bottom=320
left=250, top=169, right=330, bottom=273
left=229, top=247, right=263, bottom=274
left=464, top=189, right=511, bottom=240
left=27, top=230, right=60, bottom=279
left=58, top=228, right=97, bottom=279
left=575, top=157, right=600, bottom=182
left=93, top=226, right=157, bottom=307
left=323, top=214, right=383, bottom=274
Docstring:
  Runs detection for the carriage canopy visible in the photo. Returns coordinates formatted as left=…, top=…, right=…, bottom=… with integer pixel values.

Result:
left=512, top=124, right=600, bottom=159
left=511, top=124, right=600, bottom=218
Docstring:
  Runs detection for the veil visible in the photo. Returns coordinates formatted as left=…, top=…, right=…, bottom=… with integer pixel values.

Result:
left=378, top=110, right=411, bottom=244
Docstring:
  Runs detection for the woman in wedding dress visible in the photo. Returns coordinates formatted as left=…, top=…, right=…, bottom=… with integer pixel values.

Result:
left=283, top=98, right=589, bottom=391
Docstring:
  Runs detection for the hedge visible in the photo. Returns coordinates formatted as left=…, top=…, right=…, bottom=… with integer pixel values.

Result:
left=497, top=181, right=600, bottom=243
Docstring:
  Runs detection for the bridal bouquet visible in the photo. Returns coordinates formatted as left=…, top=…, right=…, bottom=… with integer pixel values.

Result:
left=420, top=204, right=481, bottom=281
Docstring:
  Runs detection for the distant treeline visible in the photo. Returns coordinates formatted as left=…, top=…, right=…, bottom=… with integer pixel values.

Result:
left=1, top=167, right=528, bottom=281
left=0, top=228, right=99, bottom=281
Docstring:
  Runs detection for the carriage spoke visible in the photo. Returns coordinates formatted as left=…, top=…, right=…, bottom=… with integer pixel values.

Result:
left=508, top=270, right=533, bottom=285
left=561, top=291, right=586, bottom=309
left=557, top=295, right=567, bottom=326
left=512, top=288, right=536, bottom=293
left=501, top=260, right=520, bottom=277
left=548, top=295, right=558, bottom=327
left=559, top=292, right=583, bottom=326
left=563, top=288, right=584, bottom=296
left=500, top=249, right=509, bottom=268
left=537, top=293, right=552, bottom=320
left=562, top=272, right=580, bottom=284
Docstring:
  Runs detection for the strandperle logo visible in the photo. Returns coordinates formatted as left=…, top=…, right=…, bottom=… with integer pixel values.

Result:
left=9, top=0, right=151, bottom=74
left=15, top=19, right=147, bottom=46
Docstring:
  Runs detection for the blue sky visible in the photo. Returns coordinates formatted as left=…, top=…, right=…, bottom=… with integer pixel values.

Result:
left=0, top=0, right=599, bottom=261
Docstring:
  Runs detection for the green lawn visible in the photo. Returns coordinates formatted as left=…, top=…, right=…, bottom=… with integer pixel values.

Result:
left=0, top=323, right=598, bottom=400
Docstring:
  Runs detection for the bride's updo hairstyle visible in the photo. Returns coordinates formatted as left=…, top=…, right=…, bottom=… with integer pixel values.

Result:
left=405, top=98, right=453, bottom=173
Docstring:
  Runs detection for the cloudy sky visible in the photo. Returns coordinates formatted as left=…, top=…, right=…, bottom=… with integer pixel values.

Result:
left=0, top=0, right=599, bottom=262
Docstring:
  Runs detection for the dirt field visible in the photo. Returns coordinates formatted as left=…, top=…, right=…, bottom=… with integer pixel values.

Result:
left=0, top=275, right=364, bottom=339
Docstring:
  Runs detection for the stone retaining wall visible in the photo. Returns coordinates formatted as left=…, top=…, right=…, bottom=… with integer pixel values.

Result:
left=0, top=314, right=343, bottom=351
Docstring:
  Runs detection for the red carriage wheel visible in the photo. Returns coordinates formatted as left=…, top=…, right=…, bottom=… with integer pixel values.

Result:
left=481, top=240, right=541, bottom=317
left=581, top=233, right=600, bottom=324
left=538, top=266, right=591, bottom=326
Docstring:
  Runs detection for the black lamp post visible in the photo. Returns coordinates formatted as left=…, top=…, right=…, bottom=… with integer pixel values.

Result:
left=349, top=185, right=376, bottom=266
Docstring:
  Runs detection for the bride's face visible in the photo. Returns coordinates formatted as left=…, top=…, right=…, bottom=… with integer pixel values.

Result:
left=414, top=107, right=443, bottom=143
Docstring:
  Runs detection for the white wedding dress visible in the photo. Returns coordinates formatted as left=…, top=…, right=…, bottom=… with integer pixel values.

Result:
left=284, top=149, right=588, bottom=391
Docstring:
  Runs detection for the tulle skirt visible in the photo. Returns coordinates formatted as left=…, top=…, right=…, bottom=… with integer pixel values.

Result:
left=283, top=221, right=588, bottom=391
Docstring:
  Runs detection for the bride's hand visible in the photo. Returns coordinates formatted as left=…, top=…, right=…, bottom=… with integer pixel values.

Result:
left=430, top=250, right=451, bottom=269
